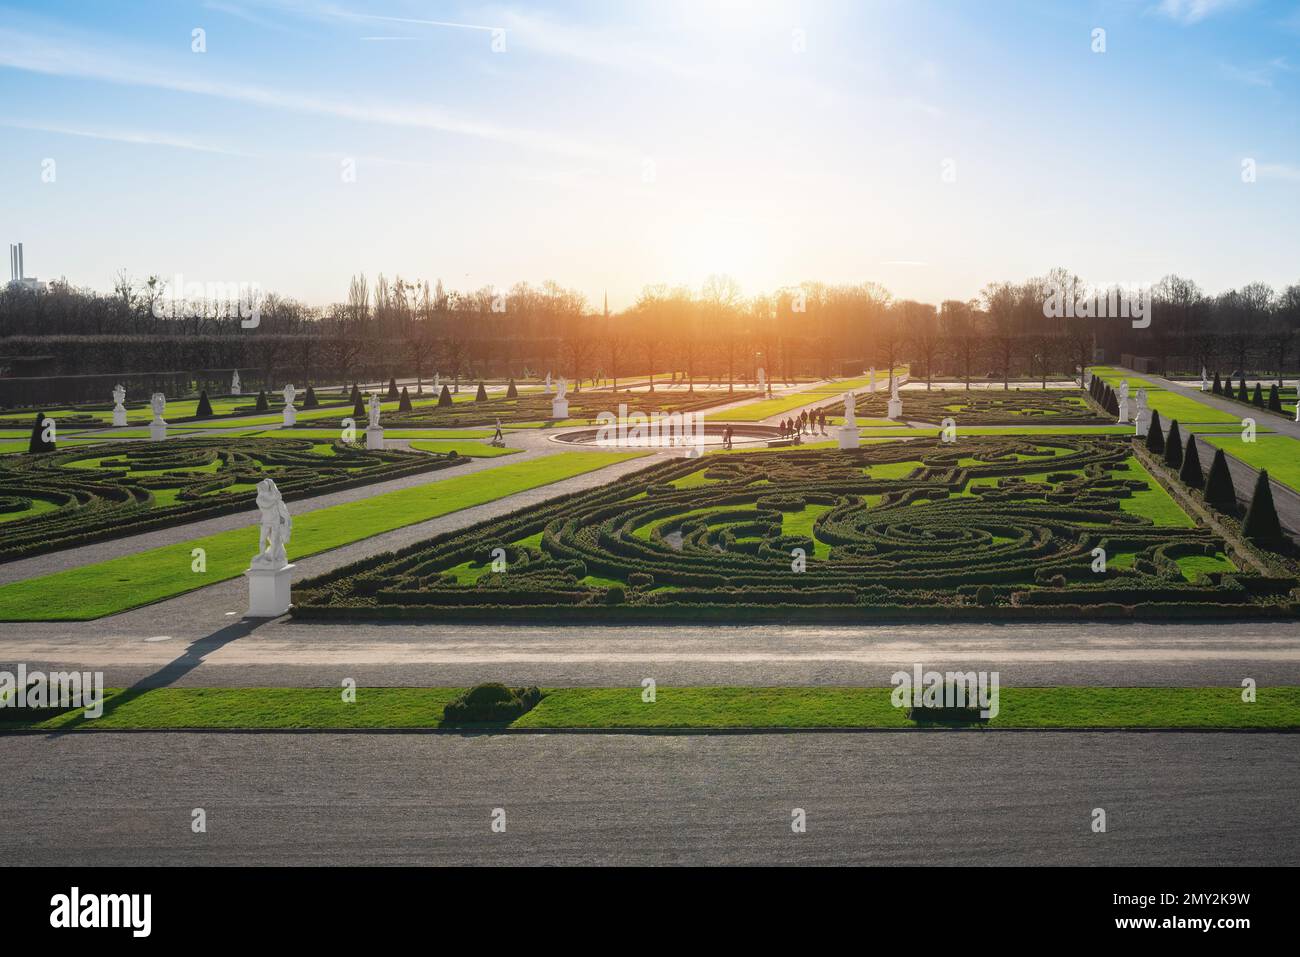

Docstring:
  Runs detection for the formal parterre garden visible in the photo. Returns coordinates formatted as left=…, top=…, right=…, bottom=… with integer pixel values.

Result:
left=0, top=436, right=462, bottom=562
left=294, top=436, right=1300, bottom=622
left=374, top=388, right=759, bottom=428
left=818, top=387, right=1111, bottom=426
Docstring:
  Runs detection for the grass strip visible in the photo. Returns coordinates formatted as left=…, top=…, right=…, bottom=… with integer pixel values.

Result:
left=8, top=686, right=1297, bottom=731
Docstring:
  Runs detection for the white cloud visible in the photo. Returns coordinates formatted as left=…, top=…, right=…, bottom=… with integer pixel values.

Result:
left=0, top=121, right=255, bottom=156
left=1155, top=0, right=1246, bottom=25
left=1258, top=162, right=1300, bottom=182
left=0, top=23, right=624, bottom=161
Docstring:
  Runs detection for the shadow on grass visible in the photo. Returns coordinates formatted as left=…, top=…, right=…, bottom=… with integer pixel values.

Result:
left=39, top=617, right=267, bottom=734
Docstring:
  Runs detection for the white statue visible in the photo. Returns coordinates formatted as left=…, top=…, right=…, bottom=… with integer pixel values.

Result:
left=149, top=392, right=167, bottom=440
left=368, top=393, right=381, bottom=429
left=869, top=367, right=876, bottom=393
left=837, top=391, right=860, bottom=449
left=251, top=478, right=292, bottom=569
left=551, top=375, right=569, bottom=418
left=1200, top=367, right=1209, bottom=392
left=757, top=367, right=766, bottom=394
left=545, top=372, right=553, bottom=394
left=231, top=370, right=241, bottom=395
left=1134, top=388, right=1150, bottom=435
left=282, top=383, right=297, bottom=426
left=890, top=376, right=900, bottom=401
left=111, top=384, right=127, bottom=427
left=1116, top=380, right=1131, bottom=423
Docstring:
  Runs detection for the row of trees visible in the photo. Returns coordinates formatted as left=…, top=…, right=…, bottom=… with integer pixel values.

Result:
left=3, top=269, right=1300, bottom=395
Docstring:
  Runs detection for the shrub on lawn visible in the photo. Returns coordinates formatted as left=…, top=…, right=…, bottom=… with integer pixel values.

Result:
left=349, top=383, right=360, bottom=404
left=387, top=378, right=399, bottom=401
left=475, top=381, right=488, bottom=402
left=605, top=585, right=626, bottom=604
left=628, top=571, right=654, bottom=588
left=195, top=390, right=214, bottom=418
left=1212, top=371, right=1222, bottom=395
left=303, top=386, right=319, bottom=409
left=975, top=585, right=996, bottom=605
left=352, top=393, right=365, bottom=420
left=27, top=412, right=54, bottom=453
left=255, top=391, right=270, bottom=412
left=506, top=378, right=518, bottom=399
left=398, top=386, right=412, bottom=412
left=1163, top=420, right=1183, bottom=469
left=442, top=683, right=542, bottom=724
left=1242, top=470, right=1284, bottom=549
left=1179, top=435, right=1204, bottom=488
left=1252, top=383, right=1264, bottom=407
left=1268, top=385, right=1282, bottom=413
left=1203, top=449, right=1237, bottom=513
left=1145, top=410, right=1164, bottom=454
left=438, top=385, right=453, bottom=408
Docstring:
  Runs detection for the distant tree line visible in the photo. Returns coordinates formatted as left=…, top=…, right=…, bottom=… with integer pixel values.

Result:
left=2, top=268, right=1298, bottom=402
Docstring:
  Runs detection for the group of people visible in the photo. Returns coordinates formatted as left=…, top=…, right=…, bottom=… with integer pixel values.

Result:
left=779, top=409, right=828, bottom=439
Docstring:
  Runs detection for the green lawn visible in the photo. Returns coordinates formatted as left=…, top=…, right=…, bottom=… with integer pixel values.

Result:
left=706, top=367, right=908, bottom=421
left=1116, top=456, right=1195, bottom=527
left=0, top=451, right=644, bottom=621
left=9, top=685, right=1298, bottom=731
left=406, top=439, right=518, bottom=457
left=1203, top=434, right=1300, bottom=495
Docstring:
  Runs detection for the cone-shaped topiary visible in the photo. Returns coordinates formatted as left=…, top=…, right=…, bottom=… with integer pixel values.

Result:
left=255, top=390, right=269, bottom=412
left=387, top=377, right=399, bottom=401
left=1105, top=386, right=1119, bottom=416
left=1268, top=384, right=1282, bottom=413
left=1179, top=434, right=1204, bottom=488
left=1145, top=409, right=1165, bottom=454
left=1203, top=449, right=1237, bottom=512
left=475, top=381, right=488, bottom=402
left=303, top=386, right=319, bottom=409
left=353, top=393, right=365, bottom=420
left=1212, top=371, right=1222, bottom=394
left=1239, top=377, right=1248, bottom=400
left=506, top=378, right=518, bottom=399
left=1252, top=382, right=1264, bottom=407
left=398, top=386, right=412, bottom=412
left=195, top=389, right=214, bottom=418
left=1223, top=379, right=1235, bottom=400
left=28, top=412, right=54, bottom=453
left=1164, top=420, right=1183, bottom=469
left=437, top=384, right=453, bottom=407
left=1242, top=469, right=1285, bottom=548
left=350, top=383, right=361, bottom=403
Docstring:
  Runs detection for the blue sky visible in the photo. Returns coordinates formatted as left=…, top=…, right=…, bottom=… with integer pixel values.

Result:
left=1, top=0, right=1297, bottom=309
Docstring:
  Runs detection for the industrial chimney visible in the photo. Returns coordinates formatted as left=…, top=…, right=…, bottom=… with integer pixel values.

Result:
left=17, top=242, right=23, bottom=280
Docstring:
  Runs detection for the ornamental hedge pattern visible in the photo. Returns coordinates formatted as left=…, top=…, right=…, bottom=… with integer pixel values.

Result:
left=0, top=436, right=463, bottom=562
left=294, top=437, right=1299, bottom=622
left=818, top=387, right=1110, bottom=425
left=369, top=388, right=760, bottom=428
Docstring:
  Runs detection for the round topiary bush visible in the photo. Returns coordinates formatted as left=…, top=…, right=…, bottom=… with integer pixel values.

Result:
left=442, top=683, right=542, bottom=723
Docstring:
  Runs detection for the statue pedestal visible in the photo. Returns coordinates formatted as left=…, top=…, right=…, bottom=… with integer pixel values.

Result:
left=887, top=398, right=903, bottom=420
left=366, top=426, right=385, bottom=451
left=551, top=398, right=569, bottom=418
left=1135, top=411, right=1150, bottom=437
left=283, top=406, right=297, bottom=427
left=836, top=425, right=860, bottom=450
left=686, top=444, right=703, bottom=459
left=112, top=407, right=127, bottom=427
left=1116, top=400, right=1130, bottom=424
left=245, top=563, right=294, bottom=618
left=149, top=419, right=167, bottom=441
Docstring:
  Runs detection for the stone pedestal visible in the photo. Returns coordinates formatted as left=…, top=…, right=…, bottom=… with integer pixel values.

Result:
left=552, top=397, right=569, bottom=418
left=686, top=444, right=703, bottom=459
left=112, top=407, right=127, bottom=427
left=1116, top=399, right=1130, bottom=424
left=1135, top=411, right=1150, bottom=437
left=245, top=563, right=294, bottom=618
left=149, top=419, right=167, bottom=441
left=366, top=426, right=385, bottom=451
left=836, top=425, right=860, bottom=450
left=887, top=397, right=903, bottom=420
left=283, top=406, right=297, bottom=427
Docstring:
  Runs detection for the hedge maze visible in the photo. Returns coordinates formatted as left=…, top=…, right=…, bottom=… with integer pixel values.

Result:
left=820, top=387, right=1109, bottom=425
left=0, top=437, right=462, bottom=562
left=374, top=388, right=760, bottom=428
left=295, top=437, right=1299, bottom=622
